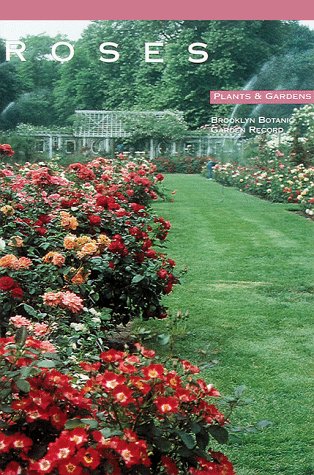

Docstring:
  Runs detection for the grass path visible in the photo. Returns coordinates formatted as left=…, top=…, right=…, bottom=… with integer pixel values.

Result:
left=151, top=175, right=314, bottom=475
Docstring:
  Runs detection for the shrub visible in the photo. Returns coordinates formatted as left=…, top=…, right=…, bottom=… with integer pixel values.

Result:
left=152, top=156, right=210, bottom=174
left=213, top=156, right=314, bottom=216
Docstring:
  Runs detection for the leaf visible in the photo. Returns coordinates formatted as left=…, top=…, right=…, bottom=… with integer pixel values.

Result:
left=100, top=427, right=123, bottom=438
left=190, top=422, right=202, bottom=434
left=0, top=389, right=12, bottom=400
left=155, top=437, right=172, bottom=452
left=36, top=360, right=56, bottom=368
left=92, top=292, right=99, bottom=302
left=176, top=430, right=196, bottom=449
left=64, top=419, right=85, bottom=429
left=80, top=419, right=98, bottom=429
left=234, top=384, right=246, bottom=398
left=196, top=428, right=209, bottom=450
left=131, top=274, right=145, bottom=284
left=23, top=304, right=38, bottom=318
left=15, top=378, right=31, bottom=393
left=157, top=333, right=170, bottom=346
left=178, top=446, right=193, bottom=458
left=0, top=406, right=13, bottom=414
left=20, top=366, right=34, bottom=378
left=15, top=326, right=27, bottom=346
left=208, top=425, right=229, bottom=444
left=132, top=467, right=151, bottom=475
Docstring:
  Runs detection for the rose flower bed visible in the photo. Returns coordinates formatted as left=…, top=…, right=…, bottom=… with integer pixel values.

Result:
left=0, top=146, right=179, bottom=343
left=0, top=328, right=235, bottom=475
left=213, top=157, right=314, bottom=217
left=0, top=145, right=236, bottom=474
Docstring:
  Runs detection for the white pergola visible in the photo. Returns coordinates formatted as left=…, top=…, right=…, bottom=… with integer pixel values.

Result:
left=74, top=110, right=183, bottom=138
left=73, top=110, right=185, bottom=158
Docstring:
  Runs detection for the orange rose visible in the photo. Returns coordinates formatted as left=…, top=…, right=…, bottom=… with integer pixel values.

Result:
left=63, top=235, right=77, bottom=250
left=0, top=254, right=18, bottom=268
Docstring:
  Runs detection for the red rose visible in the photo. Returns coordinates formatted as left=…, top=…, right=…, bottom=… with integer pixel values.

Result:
left=108, top=237, right=128, bottom=256
left=11, top=287, right=24, bottom=299
left=157, top=269, right=168, bottom=280
left=0, top=276, right=16, bottom=291
left=88, top=215, right=101, bottom=226
left=38, top=214, right=52, bottom=224
left=96, top=195, right=108, bottom=207
left=107, top=197, right=120, bottom=210
left=0, top=144, right=14, bottom=157
left=61, top=198, right=79, bottom=208
left=130, top=203, right=145, bottom=213
left=145, top=249, right=157, bottom=259
left=35, top=226, right=47, bottom=236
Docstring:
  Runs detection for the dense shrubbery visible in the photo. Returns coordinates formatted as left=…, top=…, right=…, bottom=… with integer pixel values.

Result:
left=152, top=156, right=210, bottom=174
left=213, top=157, right=314, bottom=217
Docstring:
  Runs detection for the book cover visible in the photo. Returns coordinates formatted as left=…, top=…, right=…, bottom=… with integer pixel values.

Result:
left=0, top=7, right=313, bottom=475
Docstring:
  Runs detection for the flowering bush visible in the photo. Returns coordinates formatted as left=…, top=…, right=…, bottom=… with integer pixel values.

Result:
left=152, top=156, right=209, bottom=174
left=288, top=104, right=314, bottom=166
left=0, top=151, right=180, bottom=337
left=213, top=157, right=314, bottom=218
left=0, top=144, right=15, bottom=158
left=0, top=333, right=235, bottom=475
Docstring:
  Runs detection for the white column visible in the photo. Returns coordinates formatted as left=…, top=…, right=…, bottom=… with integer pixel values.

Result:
left=48, top=135, right=53, bottom=159
left=149, top=138, right=154, bottom=160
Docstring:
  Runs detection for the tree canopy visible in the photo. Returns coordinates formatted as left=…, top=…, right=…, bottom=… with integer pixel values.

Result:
left=1, top=21, right=313, bottom=131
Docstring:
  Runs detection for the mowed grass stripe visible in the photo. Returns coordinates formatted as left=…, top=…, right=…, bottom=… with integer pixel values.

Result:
left=152, top=174, right=314, bottom=475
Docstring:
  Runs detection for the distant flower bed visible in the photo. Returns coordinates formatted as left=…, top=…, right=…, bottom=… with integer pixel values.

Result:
left=152, top=156, right=210, bottom=174
left=213, top=158, right=314, bottom=217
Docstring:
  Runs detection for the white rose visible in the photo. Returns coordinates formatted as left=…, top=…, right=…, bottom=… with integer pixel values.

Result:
left=0, top=238, right=6, bottom=251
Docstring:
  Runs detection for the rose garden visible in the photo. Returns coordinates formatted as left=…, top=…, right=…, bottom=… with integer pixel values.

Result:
left=0, top=19, right=314, bottom=473
left=0, top=104, right=313, bottom=474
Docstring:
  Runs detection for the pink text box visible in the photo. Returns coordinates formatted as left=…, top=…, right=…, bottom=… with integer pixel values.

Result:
left=210, top=90, right=314, bottom=104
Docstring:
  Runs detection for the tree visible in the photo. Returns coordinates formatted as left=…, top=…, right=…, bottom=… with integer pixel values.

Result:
left=2, top=34, right=64, bottom=129
left=0, top=40, right=20, bottom=128
left=3, top=21, right=314, bottom=131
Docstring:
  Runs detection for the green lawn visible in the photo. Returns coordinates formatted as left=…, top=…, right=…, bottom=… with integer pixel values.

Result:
left=151, top=175, right=314, bottom=475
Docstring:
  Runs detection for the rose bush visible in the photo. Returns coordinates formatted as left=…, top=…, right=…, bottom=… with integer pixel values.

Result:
left=0, top=151, right=180, bottom=337
left=213, top=157, right=314, bottom=218
left=152, top=156, right=209, bottom=174
left=0, top=330, right=235, bottom=475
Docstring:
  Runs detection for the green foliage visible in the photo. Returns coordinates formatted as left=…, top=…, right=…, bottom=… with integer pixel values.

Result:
left=0, top=40, right=20, bottom=126
left=0, top=130, right=37, bottom=161
left=152, top=155, right=209, bottom=173
left=122, top=112, right=188, bottom=142
left=2, top=20, right=309, bottom=130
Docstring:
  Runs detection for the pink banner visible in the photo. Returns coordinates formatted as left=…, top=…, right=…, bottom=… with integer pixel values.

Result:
left=0, top=0, right=314, bottom=19
left=210, top=90, right=314, bottom=104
